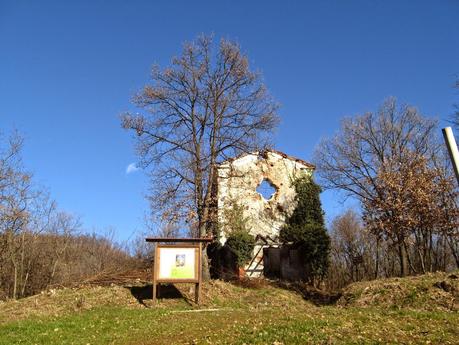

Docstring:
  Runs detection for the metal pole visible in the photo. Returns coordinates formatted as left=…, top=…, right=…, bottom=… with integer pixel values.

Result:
left=442, top=126, right=459, bottom=185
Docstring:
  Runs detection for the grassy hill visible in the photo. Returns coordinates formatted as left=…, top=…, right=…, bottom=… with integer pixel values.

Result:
left=0, top=271, right=457, bottom=344
left=338, top=271, right=459, bottom=312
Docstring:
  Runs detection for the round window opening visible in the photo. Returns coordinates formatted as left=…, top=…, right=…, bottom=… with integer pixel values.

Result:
left=256, top=179, right=277, bottom=200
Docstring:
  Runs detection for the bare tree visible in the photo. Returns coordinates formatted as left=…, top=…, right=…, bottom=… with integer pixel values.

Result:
left=327, top=209, right=383, bottom=289
left=0, top=132, right=60, bottom=298
left=330, top=210, right=368, bottom=282
left=314, top=98, right=459, bottom=276
left=121, top=35, right=279, bottom=276
left=0, top=132, right=33, bottom=298
left=46, top=211, right=81, bottom=285
left=314, top=98, right=438, bottom=201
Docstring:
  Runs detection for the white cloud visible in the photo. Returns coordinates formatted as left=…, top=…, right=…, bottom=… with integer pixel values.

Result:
left=126, top=163, right=140, bottom=174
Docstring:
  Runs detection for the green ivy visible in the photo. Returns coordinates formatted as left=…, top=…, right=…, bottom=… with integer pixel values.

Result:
left=222, top=201, right=256, bottom=267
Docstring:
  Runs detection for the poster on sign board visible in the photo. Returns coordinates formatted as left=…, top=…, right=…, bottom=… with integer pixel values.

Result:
left=157, top=246, right=198, bottom=281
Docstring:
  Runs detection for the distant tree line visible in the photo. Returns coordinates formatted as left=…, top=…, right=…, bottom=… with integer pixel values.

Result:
left=0, top=132, right=136, bottom=300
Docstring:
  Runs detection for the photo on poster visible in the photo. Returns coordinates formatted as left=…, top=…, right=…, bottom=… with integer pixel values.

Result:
left=175, top=254, right=185, bottom=267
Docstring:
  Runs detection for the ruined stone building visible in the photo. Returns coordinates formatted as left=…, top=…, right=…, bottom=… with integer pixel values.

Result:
left=217, top=149, right=315, bottom=277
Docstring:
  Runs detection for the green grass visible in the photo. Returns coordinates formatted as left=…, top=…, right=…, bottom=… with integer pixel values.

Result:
left=1, top=302, right=458, bottom=344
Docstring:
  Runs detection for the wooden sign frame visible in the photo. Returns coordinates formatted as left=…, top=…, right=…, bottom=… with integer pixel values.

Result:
left=152, top=242, right=202, bottom=304
left=147, top=238, right=213, bottom=305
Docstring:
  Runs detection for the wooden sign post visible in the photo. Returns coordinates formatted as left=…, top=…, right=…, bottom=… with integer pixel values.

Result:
left=146, top=237, right=213, bottom=305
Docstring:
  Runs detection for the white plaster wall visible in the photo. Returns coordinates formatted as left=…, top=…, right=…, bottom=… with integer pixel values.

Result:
left=217, top=151, right=313, bottom=244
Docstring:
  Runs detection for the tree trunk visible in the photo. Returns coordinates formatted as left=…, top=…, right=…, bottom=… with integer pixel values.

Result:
left=201, top=249, right=210, bottom=281
left=398, top=241, right=407, bottom=277
left=417, top=247, right=426, bottom=274
left=21, top=270, right=29, bottom=297
left=50, top=259, right=59, bottom=284
left=375, top=237, right=380, bottom=279
left=198, top=219, right=211, bottom=281
left=447, top=236, right=459, bottom=269
left=12, top=264, right=17, bottom=300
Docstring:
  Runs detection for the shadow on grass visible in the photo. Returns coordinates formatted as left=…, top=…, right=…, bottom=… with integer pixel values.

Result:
left=129, top=284, right=192, bottom=307
left=226, top=276, right=342, bottom=306
left=275, top=281, right=342, bottom=306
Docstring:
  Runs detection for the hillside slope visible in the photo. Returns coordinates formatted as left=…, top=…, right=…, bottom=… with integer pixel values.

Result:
left=0, top=271, right=458, bottom=344
left=338, top=271, right=459, bottom=312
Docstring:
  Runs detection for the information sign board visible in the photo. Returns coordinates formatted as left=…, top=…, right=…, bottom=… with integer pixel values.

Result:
left=146, top=237, right=213, bottom=305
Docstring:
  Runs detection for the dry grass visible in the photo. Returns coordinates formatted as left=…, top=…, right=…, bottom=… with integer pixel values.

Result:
left=0, top=284, right=142, bottom=324
left=338, top=270, right=459, bottom=311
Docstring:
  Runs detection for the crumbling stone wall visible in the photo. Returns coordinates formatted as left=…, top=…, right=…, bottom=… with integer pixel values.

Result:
left=217, top=150, right=314, bottom=245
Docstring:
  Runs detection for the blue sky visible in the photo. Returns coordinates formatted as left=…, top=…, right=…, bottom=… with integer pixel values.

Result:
left=1, top=1, right=458, bottom=242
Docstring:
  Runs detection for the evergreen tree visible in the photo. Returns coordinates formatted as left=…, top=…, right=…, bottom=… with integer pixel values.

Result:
left=280, top=176, right=330, bottom=283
